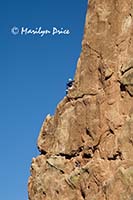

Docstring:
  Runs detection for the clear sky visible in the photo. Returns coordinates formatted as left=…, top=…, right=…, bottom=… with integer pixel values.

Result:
left=0, top=1, right=87, bottom=199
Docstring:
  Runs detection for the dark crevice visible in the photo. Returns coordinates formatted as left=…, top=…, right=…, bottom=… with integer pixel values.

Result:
left=67, top=94, right=85, bottom=101
left=82, top=153, right=92, bottom=159
left=88, top=185, right=90, bottom=189
left=59, top=153, right=75, bottom=159
left=86, top=128, right=94, bottom=140
left=40, top=149, right=47, bottom=155
left=67, top=94, right=78, bottom=101
left=43, top=191, right=46, bottom=196
left=120, top=83, right=126, bottom=92
left=116, top=39, right=125, bottom=47
left=86, top=128, right=90, bottom=135
left=105, top=74, right=112, bottom=81
left=108, top=151, right=122, bottom=160
left=80, top=188, right=86, bottom=199
left=46, top=160, right=65, bottom=174
left=105, top=76, right=109, bottom=81
left=68, top=92, right=97, bottom=101
left=56, top=190, right=59, bottom=194
left=58, top=137, right=101, bottom=161
left=109, top=128, right=114, bottom=135
left=58, top=146, right=84, bottom=159
left=72, top=94, right=85, bottom=100
left=129, top=138, right=133, bottom=146
left=75, top=161, right=81, bottom=167
left=121, top=65, right=133, bottom=75
left=120, top=82, right=133, bottom=97
left=92, top=146, right=98, bottom=154
left=93, top=174, right=100, bottom=187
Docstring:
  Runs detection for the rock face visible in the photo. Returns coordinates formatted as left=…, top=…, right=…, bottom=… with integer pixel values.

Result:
left=28, top=0, right=133, bottom=200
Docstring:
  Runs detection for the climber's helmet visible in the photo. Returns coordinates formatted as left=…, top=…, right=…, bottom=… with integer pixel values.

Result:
left=68, top=78, right=72, bottom=82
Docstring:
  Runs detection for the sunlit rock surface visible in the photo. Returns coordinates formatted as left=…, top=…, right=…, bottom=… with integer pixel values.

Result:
left=28, top=0, right=133, bottom=199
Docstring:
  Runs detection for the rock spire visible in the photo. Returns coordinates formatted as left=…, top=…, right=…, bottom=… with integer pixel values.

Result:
left=28, top=1, right=133, bottom=199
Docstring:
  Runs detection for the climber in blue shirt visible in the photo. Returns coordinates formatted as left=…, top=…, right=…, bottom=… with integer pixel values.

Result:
left=66, top=78, right=74, bottom=94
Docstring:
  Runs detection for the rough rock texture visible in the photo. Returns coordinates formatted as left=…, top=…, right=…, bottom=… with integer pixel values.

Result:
left=28, top=0, right=133, bottom=199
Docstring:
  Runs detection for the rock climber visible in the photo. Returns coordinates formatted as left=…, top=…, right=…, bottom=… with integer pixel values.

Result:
left=66, top=78, right=74, bottom=94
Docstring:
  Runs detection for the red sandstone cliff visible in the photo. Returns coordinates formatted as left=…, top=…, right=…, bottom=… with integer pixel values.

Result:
left=28, top=0, right=133, bottom=199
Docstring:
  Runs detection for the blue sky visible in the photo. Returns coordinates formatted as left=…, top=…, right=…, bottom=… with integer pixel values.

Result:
left=0, top=1, right=87, bottom=199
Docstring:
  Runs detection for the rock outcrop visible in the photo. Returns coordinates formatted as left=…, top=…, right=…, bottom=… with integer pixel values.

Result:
left=28, top=0, right=133, bottom=199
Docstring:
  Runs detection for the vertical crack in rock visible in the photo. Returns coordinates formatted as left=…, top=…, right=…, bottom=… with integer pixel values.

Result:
left=28, top=0, right=133, bottom=199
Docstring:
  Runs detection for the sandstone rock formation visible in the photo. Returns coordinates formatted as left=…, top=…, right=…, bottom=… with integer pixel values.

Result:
left=28, top=0, right=133, bottom=199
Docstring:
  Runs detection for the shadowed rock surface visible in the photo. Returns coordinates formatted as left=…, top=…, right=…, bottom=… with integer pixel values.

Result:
left=28, top=0, right=133, bottom=199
